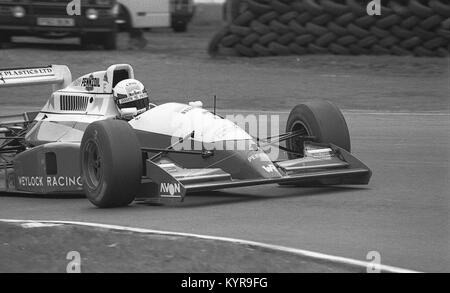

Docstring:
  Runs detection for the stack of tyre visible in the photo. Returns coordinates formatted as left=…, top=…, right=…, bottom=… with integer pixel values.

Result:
left=209, top=0, right=450, bottom=57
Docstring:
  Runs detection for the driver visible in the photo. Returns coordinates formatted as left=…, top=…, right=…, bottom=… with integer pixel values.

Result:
left=113, top=79, right=151, bottom=119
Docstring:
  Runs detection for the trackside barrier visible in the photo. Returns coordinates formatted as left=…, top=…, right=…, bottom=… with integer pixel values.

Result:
left=209, top=0, right=450, bottom=57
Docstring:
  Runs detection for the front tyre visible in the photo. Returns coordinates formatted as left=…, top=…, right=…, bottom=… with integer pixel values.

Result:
left=80, top=119, right=142, bottom=208
left=285, top=100, right=351, bottom=159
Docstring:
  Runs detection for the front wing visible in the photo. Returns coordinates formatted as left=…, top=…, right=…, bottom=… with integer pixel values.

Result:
left=136, top=143, right=371, bottom=201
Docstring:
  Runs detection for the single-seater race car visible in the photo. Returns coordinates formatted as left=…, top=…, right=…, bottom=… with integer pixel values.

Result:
left=0, top=64, right=371, bottom=208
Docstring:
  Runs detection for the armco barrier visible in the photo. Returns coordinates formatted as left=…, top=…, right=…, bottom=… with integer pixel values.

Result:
left=209, top=0, right=450, bottom=57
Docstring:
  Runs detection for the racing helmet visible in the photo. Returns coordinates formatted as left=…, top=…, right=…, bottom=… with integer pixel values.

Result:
left=113, top=79, right=150, bottom=114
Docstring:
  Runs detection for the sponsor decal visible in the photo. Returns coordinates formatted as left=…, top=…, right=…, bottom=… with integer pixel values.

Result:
left=118, top=96, right=135, bottom=104
left=17, top=176, right=43, bottom=187
left=0, top=67, right=54, bottom=81
left=262, top=164, right=278, bottom=173
left=248, top=153, right=271, bottom=163
left=17, top=176, right=82, bottom=188
left=160, top=182, right=181, bottom=197
left=81, top=75, right=100, bottom=91
left=131, top=89, right=148, bottom=98
left=118, top=90, right=148, bottom=104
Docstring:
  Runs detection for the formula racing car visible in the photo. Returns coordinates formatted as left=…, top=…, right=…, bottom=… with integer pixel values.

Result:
left=0, top=64, right=371, bottom=208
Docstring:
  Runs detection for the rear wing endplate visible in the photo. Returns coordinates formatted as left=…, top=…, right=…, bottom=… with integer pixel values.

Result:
left=0, top=65, right=72, bottom=91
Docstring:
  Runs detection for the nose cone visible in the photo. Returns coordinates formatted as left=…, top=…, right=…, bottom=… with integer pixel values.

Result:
left=197, top=139, right=283, bottom=180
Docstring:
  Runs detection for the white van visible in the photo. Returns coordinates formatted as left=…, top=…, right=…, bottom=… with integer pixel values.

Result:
left=117, top=0, right=195, bottom=32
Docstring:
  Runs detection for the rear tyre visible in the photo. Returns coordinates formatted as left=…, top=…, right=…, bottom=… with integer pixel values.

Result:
left=80, top=119, right=142, bottom=208
left=285, top=100, right=351, bottom=160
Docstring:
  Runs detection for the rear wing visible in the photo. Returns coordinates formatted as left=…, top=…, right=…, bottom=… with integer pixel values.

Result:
left=0, top=65, right=72, bottom=91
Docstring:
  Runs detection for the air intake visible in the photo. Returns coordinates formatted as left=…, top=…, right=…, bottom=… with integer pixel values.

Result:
left=60, top=95, right=89, bottom=111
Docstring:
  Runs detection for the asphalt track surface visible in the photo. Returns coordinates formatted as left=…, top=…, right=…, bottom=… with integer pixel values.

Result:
left=0, top=110, right=448, bottom=272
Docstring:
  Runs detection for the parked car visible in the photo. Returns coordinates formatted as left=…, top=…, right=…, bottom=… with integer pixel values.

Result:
left=116, top=0, right=195, bottom=33
left=0, top=0, right=119, bottom=49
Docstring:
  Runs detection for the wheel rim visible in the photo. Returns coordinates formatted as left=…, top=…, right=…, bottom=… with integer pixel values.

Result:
left=289, top=120, right=310, bottom=157
left=83, top=139, right=103, bottom=190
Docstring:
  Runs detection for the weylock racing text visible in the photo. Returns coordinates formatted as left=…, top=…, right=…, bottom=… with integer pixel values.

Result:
left=17, top=176, right=82, bottom=188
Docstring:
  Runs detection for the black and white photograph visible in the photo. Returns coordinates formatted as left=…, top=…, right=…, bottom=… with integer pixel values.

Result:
left=0, top=0, right=448, bottom=278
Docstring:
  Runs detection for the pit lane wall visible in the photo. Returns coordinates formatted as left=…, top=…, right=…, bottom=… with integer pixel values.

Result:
left=208, top=0, right=450, bottom=57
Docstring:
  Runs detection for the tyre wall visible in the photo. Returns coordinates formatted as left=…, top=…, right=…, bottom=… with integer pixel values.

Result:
left=208, top=0, right=450, bottom=57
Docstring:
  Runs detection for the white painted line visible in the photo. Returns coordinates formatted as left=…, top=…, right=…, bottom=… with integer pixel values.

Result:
left=0, top=219, right=420, bottom=273
left=21, top=222, right=63, bottom=228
